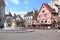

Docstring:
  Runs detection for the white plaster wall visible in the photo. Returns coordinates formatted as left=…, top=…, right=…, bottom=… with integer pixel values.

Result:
left=24, top=16, right=33, bottom=25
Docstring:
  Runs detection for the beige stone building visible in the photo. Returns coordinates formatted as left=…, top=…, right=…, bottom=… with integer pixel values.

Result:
left=49, top=0, right=60, bottom=28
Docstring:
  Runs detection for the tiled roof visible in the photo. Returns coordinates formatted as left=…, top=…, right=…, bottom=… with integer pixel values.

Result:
left=24, top=10, right=39, bottom=20
left=16, top=14, right=24, bottom=22
left=24, top=11, right=33, bottom=17
left=43, top=3, right=57, bottom=13
left=24, top=10, right=38, bottom=17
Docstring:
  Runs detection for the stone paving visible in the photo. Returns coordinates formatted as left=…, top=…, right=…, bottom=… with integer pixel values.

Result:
left=0, top=29, right=35, bottom=33
left=0, top=29, right=60, bottom=40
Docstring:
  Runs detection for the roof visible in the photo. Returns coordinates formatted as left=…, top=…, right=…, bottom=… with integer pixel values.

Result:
left=39, top=3, right=57, bottom=14
left=5, top=14, right=12, bottom=17
left=55, top=4, right=60, bottom=7
left=24, top=10, right=39, bottom=20
left=24, top=11, right=33, bottom=17
left=16, top=14, right=24, bottom=22
left=24, top=10, right=38, bottom=17
left=5, top=14, right=12, bottom=20
left=44, top=4, right=56, bottom=13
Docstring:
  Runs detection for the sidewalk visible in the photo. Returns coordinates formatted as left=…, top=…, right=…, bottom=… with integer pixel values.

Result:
left=0, top=29, right=35, bottom=33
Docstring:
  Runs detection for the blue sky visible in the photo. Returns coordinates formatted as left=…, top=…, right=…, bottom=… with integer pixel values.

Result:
left=5, top=0, right=50, bottom=17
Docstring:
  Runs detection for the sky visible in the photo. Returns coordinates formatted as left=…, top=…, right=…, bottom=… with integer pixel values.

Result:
left=5, top=0, right=50, bottom=17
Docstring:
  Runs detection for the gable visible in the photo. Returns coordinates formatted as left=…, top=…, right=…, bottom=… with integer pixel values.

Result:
left=37, top=4, right=52, bottom=20
left=39, top=4, right=51, bottom=14
left=16, top=17, right=20, bottom=21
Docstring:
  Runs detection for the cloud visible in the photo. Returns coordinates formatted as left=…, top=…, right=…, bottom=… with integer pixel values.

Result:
left=5, top=11, right=27, bottom=18
left=5, top=0, right=8, bottom=5
left=24, top=1, right=28, bottom=4
left=5, top=2, right=8, bottom=5
left=10, top=0, right=20, bottom=4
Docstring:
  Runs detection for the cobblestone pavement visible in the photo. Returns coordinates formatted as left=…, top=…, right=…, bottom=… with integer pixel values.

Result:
left=0, top=29, right=60, bottom=40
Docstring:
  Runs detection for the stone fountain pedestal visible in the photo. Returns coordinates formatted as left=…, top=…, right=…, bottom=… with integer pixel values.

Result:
left=3, top=19, right=16, bottom=30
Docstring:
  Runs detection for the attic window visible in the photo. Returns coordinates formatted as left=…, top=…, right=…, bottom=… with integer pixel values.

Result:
left=43, top=6, right=44, bottom=8
left=42, top=10, right=45, bottom=13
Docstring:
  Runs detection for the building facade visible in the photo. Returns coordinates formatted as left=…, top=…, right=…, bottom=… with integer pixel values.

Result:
left=15, top=14, right=24, bottom=27
left=37, top=3, right=58, bottom=29
left=49, top=0, right=60, bottom=29
left=24, top=11, right=33, bottom=28
left=24, top=9, right=38, bottom=28
left=0, top=0, right=5, bottom=28
left=55, top=4, right=60, bottom=29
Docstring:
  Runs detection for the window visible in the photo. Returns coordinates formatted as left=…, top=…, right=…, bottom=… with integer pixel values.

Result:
left=41, top=21, right=43, bottom=23
left=45, top=21, right=47, bottom=23
left=42, top=10, right=45, bottom=13
left=0, top=19, right=1, bottom=21
left=8, top=24, right=11, bottom=27
left=53, top=20, right=56, bottom=23
left=44, top=14, right=47, bottom=17
left=7, top=18, right=11, bottom=23
left=53, top=13, right=58, bottom=16
left=43, top=6, right=44, bottom=8
left=30, top=17, right=31, bottom=19
left=0, top=19, right=1, bottom=24
left=32, top=21, right=34, bottom=23
left=29, top=21, right=31, bottom=24
left=37, top=21, right=39, bottom=23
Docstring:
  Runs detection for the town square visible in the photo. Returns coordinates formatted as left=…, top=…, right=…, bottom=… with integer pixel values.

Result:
left=0, top=0, right=60, bottom=40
